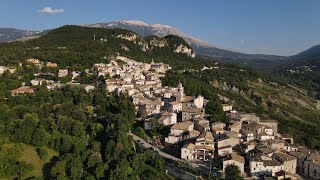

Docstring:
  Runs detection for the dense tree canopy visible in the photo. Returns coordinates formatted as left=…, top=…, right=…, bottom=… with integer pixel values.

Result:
left=0, top=85, right=170, bottom=179
left=225, top=164, right=243, bottom=180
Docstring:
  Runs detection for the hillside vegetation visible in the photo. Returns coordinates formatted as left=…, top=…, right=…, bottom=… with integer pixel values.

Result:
left=0, top=25, right=203, bottom=70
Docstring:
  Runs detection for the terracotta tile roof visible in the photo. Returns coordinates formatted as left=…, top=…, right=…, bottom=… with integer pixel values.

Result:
left=211, top=121, right=226, bottom=127
left=171, top=121, right=193, bottom=130
left=224, top=153, right=245, bottom=164
left=274, top=152, right=297, bottom=162
left=217, top=136, right=237, bottom=142
left=250, top=153, right=282, bottom=166
left=243, top=122, right=264, bottom=129
left=189, top=130, right=200, bottom=137
left=263, top=159, right=282, bottom=166
left=213, top=127, right=224, bottom=132
left=158, top=116, right=167, bottom=121
left=194, top=118, right=209, bottom=124
left=10, top=87, right=34, bottom=93
left=196, top=139, right=214, bottom=145
left=182, top=143, right=196, bottom=150
left=229, top=122, right=241, bottom=129
left=267, top=139, right=285, bottom=144
left=169, top=101, right=181, bottom=105
left=181, top=107, right=203, bottom=113
left=226, top=131, right=240, bottom=138
left=256, top=145, right=274, bottom=154
left=288, top=151, right=308, bottom=159
left=180, top=96, right=195, bottom=103
left=197, top=131, right=214, bottom=141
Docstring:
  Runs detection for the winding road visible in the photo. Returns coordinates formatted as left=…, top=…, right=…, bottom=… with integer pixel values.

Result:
left=128, top=132, right=185, bottom=162
left=128, top=132, right=202, bottom=179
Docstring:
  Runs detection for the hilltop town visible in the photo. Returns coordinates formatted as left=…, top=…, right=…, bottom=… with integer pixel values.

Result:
left=2, top=56, right=320, bottom=180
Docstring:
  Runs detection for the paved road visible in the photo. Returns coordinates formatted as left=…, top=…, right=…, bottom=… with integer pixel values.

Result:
left=166, top=164, right=199, bottom=180
left=128, top=132, right=185, bottom=163
left=128, top=132, right=210, bottom=179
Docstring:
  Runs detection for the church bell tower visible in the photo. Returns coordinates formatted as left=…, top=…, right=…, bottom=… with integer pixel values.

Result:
left=176, top=81, right=184, bottom=102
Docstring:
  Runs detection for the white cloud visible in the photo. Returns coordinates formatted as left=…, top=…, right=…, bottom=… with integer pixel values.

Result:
left=39, top=7, right=64, bottom=14
left=240, top=39, right=246, bottom=45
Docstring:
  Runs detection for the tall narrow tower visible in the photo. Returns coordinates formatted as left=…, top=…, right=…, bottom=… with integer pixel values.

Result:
left=176, top=81, right=184, bottom=102
left=93, top=34, right=96, bottom=41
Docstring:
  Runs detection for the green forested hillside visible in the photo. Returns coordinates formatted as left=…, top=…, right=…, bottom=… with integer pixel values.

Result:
left=278, top=57, right=320, bottom=96
left=0, top=85, right=169, bottom=179
left=0, top=25, right=205, bottom=70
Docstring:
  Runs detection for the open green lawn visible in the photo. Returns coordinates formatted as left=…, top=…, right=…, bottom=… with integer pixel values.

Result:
left=2, top=143, right=58, bottom=179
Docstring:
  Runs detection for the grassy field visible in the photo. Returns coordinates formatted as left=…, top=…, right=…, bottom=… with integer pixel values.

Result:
left=2, top=143, right=58, bottom=179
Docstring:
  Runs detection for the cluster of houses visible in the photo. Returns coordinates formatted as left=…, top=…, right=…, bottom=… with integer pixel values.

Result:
left=3, top=56, right=320, bottom=179
left=96, top=57, right=320, bottom=179
left=178, top=104, right=320, bottom=179
left=8, top=58, right=94, bottom=96
left=0, top=66, right=17, bottom=75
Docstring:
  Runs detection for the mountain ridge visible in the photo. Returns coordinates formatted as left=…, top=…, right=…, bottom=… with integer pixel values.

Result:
left=291, top=44, right=320, bottom=60
left=85, top=20, right=290, bottom=70
left=0, top=25, right=198, bottom=68
left=0, top=28, right=40, bottom=42
left=1, top=20, right=320, bottom=71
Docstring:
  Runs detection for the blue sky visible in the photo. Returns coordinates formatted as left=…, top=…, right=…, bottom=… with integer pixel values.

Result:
left=0, top=0, right=319, bottom=56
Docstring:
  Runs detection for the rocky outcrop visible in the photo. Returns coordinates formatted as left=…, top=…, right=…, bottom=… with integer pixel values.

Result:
left=148, top=37, right=168, bottom=48
left=116, top=32, right=149, bottom=52
left=174, top=44, right=196, bottom=58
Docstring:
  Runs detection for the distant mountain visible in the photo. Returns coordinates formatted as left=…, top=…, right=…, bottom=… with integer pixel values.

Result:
left=277, top=45, right=320, bottom=96
left=278, top=44, right=320, bottom=75
left=86, top=20, right=287, bottom=70
left=292, top=45, right=320, bottom=60
left=86, top=20, right=213, bottom=47
left=275, top=44, right=320, bottom=69
left=0, top=28, right=40, bottom=42
left=0, top=21, right=292, bottom=70
left=0, top=25, right=200, bottom=69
